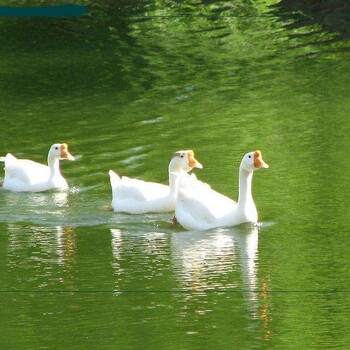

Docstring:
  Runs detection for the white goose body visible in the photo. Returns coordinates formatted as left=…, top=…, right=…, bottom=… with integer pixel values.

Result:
left=109, top=150, right=202, bottom=214
left=0, top=144, right=75, bottom=192
left=175, top=150, right=268, bottom=231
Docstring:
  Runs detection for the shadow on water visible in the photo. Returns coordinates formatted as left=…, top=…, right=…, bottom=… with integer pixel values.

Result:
left=1, top=0, right=348, bottom=105
left=0, top=0, right=271, bottom=99
left=0, top=1, right=153, bottom=98
left=0, top=0, right=347, bottom=103
left=272, top=0, right=350, bottom=49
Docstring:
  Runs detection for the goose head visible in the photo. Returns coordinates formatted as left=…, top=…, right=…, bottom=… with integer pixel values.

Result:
left=49, top=143, right=75, bottom=161
left=240, top=150, right=268, bottom=172
left=169, top=150, right=203, bottom=172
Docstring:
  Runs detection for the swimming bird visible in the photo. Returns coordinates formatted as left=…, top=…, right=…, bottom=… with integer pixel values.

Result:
left=0, top=143, right=75, bottom=192
left=175, top=150, right=268, bottom=231
left=109, top=150, right=203, bottom=214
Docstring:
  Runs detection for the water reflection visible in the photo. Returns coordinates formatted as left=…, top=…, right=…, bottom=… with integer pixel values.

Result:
left=110, top=228, right=124, bottom=279
left=110, top=227, right=170, bottom=290
left=171, top=224, right=261, bottom=314
left=0, top=188, right=113, bottom=227
left=273, top=0, right=350, bottom=46
left=6, top=223, right=76, bottom=290
left=1, top=189, right=68, bottom=209
left=0, top=190, right=70, bottom=223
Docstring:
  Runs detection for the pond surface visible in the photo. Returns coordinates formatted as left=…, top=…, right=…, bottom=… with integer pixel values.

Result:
left=0, top=1, right=349, bottom=349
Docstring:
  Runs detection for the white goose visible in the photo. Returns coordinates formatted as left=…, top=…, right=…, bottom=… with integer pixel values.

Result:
left=0, top=143, right=75, bottom=192
left=175, top=150, right=268, bottom=231
left=109, top=150, right=203, bottom=214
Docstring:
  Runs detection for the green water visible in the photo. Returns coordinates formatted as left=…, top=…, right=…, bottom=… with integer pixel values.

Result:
left=0, top=1, right=350, bottom=349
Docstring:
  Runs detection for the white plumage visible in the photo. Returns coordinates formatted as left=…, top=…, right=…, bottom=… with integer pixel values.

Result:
left=109, top=150, right=202, bottom=214
left=175, top=150, right=268, bottom=231
left=0, top=143, right=75, bottom=192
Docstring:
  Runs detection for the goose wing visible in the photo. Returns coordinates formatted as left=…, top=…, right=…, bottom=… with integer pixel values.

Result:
left=176, top=185, right=237, bottom=230
left=109, top=170, right=169, bottom=202
left=3, top=154, right=50, bottom=184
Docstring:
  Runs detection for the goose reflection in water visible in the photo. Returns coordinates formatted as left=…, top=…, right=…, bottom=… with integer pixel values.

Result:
left=110, top=227, right=170, bottom=290
left=171, top=224, right=260, bottom=315
left=7, top=224, right=76, bottom=278
left=2, top=190, right=68, bottom=214
left=110, top=228, right=124, bottom=277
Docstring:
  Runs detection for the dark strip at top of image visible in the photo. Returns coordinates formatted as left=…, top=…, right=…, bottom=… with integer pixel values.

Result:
left=0, top=5, right=88, bottom=17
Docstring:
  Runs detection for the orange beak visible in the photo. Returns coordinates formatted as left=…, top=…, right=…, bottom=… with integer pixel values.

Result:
left=60, top=144, right=75, bottom=161
left=187, top=151, right=203, bottom=169
left=254, top=150, right=269, bottom=169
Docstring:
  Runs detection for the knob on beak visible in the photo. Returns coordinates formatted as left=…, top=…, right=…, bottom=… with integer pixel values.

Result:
left=254, top=150, right=268, bottom=169
left=188, top=151, right=203, bottom=169
left=60, top=144, right=75, bottom=161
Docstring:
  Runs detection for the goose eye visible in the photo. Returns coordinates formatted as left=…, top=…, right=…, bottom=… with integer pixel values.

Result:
left=180, top=154, right=184, bottom=158
left=248, top=155, right=251, bottom=158
left=55, top=147, right=59, bottom=150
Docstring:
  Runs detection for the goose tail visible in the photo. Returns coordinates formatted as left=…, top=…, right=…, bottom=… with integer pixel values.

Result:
left=109, top=170, right=121, bottom=188
left=0, top=153, right=16, bottom=164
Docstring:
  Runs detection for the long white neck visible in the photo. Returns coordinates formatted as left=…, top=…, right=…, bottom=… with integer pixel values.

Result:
left=48, top=156, right=61, bottom=178
left=168, top=171, right=179, bottom=193
left=168, top=160, right=182, bottom=193
left=237, top=166, right=255, bottom=209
